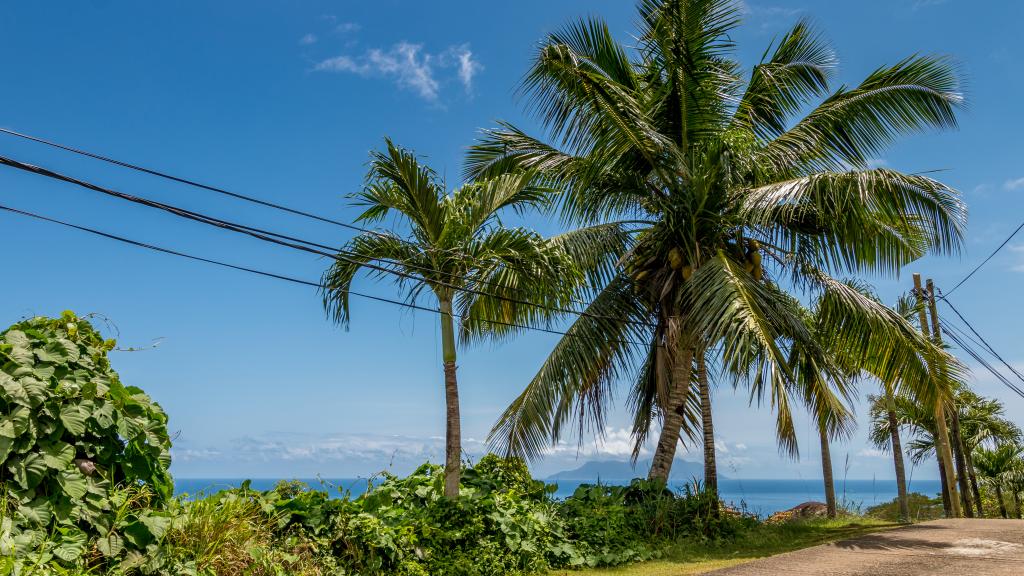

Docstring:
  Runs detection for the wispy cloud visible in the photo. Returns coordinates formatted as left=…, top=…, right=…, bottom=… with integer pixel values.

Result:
left=1004, top=177, right=1024, bottom=191
left=913, top=0, right=949, bottom=10
left=336, top=22, right=361, bottom=34
left=299, top=33, right=317, bottom=46
left=739, top=2, right=804, bottom=31
left=314, top=42, right=482, bottom=102
left=857, top=448, right=888, bottom=458
left=1008, top=244, right=1024, bottom=273
left=444, top=44, right=483, bottom=94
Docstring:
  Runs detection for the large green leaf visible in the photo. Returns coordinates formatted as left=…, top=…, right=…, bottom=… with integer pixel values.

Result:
left=16, top=498, right=52, bottom=527
left=41, top=441, right=75, bottom=470
left=10, top=453, right=46, bottom=490
left=58, top=469, right=89, bottom=499
left=59, top=404, right=88, bottom=436
left=97, top=531, right=125, bottom=557
left=52, top=527, right=88, bottom=562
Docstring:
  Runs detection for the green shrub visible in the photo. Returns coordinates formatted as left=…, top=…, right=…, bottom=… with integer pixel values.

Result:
left=0, top=312, right=173, bottom=572
left=865, top=492, right=945, bottom=522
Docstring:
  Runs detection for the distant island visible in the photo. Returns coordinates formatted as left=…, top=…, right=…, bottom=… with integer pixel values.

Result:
left=546, top=459, right=723, bottom=482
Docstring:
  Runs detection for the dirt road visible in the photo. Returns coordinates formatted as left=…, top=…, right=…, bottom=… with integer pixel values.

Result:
left=707, top=519, right=1024, bottom=575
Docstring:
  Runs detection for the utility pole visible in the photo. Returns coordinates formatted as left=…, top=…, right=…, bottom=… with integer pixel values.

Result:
left=914, top=273, right=961, bottom=518
left=927, top=278, right=974, bottom=518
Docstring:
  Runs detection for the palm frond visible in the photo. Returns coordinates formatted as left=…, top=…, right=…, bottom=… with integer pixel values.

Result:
left=487, top=276, right=652, bottom=460
left=762, top=54, right=963, bottom=171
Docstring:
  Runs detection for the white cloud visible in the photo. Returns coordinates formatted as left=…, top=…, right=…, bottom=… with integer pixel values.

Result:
left=336, top=22, right=361, bottom=34
left=299, top=33, right=317, bottom=46
left=314, top=42, right=481, bottom=102
left=1004, top=177, right=1024, bottom=191
left=443, top=44, right=482, bottom=94
left=545, top=428, right=647, bottom=459
left=734, top=443, right=747, bottom=451
left=857, top=448, right=888, bottom=458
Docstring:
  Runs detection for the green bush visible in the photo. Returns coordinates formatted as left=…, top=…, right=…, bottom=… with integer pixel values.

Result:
left=0, top=312, right=173, bottom=572
left=865, top=492, right=945, bottom=522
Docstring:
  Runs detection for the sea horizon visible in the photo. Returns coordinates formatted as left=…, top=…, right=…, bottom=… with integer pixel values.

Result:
left=173, top=476, right=944, bottom=516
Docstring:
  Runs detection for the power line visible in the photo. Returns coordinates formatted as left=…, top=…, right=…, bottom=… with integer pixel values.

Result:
left=0, top=125, right=620, bottom=312
left=934, top=295, right=1024, bottom=400
left=0, top=202, right=656, bottom=349
left=938, top=293, right=1024, bottom=386
left=0, top=126, right=391, bottom=238
left=940, top=324, right=1024, bottom=400
left=944, top=220, right=1024, bottom=296
left=0, top=153, right=655, bottom=329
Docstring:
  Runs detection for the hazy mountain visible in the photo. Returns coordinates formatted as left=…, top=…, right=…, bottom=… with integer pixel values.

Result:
left=546, top=459, right=718, bottom=482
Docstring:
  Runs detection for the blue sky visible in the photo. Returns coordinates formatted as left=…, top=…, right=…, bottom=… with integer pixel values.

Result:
left=2, top=0, right=1022, bottom=481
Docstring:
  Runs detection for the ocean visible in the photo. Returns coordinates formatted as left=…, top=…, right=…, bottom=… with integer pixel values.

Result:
left=174, top=477, right=943, bottom=516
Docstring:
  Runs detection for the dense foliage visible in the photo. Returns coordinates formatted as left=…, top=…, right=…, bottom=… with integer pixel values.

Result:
left=0, top=312, right=173, bottom=572
left=865, top=493, right=944, bottom=522
left=4, top=454, right=751, bottom=576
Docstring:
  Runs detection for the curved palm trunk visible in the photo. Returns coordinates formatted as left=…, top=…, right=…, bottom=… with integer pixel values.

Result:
left=995, top=484, right=1008, bottom=518
left=937, top=451, right=952, bottom=517
left=818, top=421, right=837, bottom=519
left=949, top=411, right=973, bottom=517
left=885, top=405, right=911, bottom=523
left=934, top=405, right=962, bottom=517
left=698, top=351, right=717, bottom=495
left=439, top=297, right=461, bottom=498
left=649, top=338, right=694, bottom=482
left=964, top=448, right=984, bottom=517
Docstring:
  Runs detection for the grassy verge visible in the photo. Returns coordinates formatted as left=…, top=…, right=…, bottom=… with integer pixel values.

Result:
left=551, top=517, right=900, bottom=576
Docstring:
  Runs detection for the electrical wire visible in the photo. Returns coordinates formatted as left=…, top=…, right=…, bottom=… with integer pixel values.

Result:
left=0, top=202, right=656, bottom=349
left=0, top=126, right=628, bottom=313
left=0, top=153, right=656, bottom=329
left=944, top=220, right=1024, bottom=296
left=0, top=126, right=393, bottom=238
left=937, top=293, right=1024, bottom=389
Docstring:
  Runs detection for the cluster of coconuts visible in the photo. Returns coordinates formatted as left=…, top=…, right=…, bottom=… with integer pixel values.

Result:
left=742, top=239, right=764, bottom=281
left=626, top=239, right=765, bottom=292
left=624, top=245, right=693, bottom=295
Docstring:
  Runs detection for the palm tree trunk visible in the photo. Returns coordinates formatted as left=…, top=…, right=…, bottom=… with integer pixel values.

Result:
left=649, top=340, right=694, bottom=482
left=698, top=351, right=717, bottom=495
left=964, top=448, right=984, bottom=517
left=886, top=406, right=911, bottom=523
left=1014, top=491, right=1022, bottom=519
left=949, top=410, right=973, bottom=517
left=439, top=297, right=461, bottom=499
left=937, top=451, right=951, bottom=517
left=818, top=421, right=837, bottom=519
left=995, top=484, right=1008, bottom=518
left=933, top=403, right=961, bottom=517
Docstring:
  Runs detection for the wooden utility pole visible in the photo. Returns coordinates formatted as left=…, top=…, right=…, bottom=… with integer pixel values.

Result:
left=914, top=273, right=961, bottom=518
left=926, top=279, right=974, bottom=517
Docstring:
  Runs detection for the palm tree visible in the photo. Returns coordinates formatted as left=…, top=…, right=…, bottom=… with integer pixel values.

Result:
left=865, top=293, right=944, bottom=523
left=957, top=390, right=1022, bottom=515
left=974, top=444, right=1024, bottom=519
left=320, top=140, right=586, bottom=497
left=789, top=303, right=858, bottom=519
left=868, top=393, right=912, bottom=522
left=468, top=0, right=966, bottom=481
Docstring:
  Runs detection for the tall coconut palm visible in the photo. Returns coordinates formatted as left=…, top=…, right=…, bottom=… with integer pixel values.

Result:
left=470, top=0, right=966, bottom=481
left=320, top=140, right=588, bottom=498
left=865, top=293, right=943, bottom=523
left=789, top=302, right=858, bottom=519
